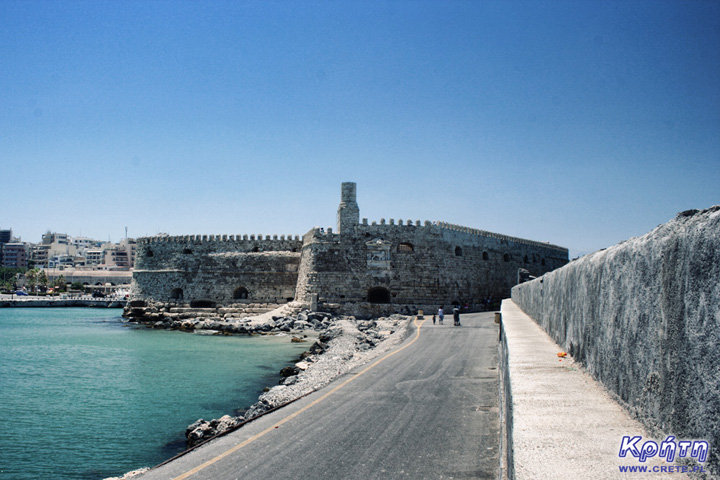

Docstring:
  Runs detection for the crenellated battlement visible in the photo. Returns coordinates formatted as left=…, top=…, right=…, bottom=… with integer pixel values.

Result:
left=130, top=182, right=569, bottom=315
left=360, top=217, right=431, bottom=227
left=434, top=221, right=568, bottom=254
left=139, top=233, right=302, bottom=244
left=328, top=217, right=567, bottom=254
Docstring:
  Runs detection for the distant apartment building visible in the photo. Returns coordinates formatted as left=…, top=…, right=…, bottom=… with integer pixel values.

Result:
left=29, top=232, right=75, bottom=267
left=8, top=230, right=136, bottom=271
left=29, top=244, right=50, bottom=268
left=42, top=232, right=69, bottom=245
left=104, top=239, right=136, bottom=269
left=85, top=249, right=105, bottom=266
left=1, top=242, right=28, bottom=268
left=0, top=229, right=12, bottom=265
left=48, top=254, right=74, bottom=268
left=49, top=242, right=77, bottom=259
left=72, top=237, right=102, bottom=256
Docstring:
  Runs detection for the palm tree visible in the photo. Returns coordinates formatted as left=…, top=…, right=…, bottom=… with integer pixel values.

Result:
left=55, top=274, right=67, bottom=293
left=38, top=270, right=48, bottom=293
left=25, top=269, right=38, bottom=293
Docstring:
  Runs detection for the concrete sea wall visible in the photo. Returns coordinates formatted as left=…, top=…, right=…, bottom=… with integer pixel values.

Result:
left=511, top=206, right=720, bottom=472
left=0, top=298, right=125, bottom=308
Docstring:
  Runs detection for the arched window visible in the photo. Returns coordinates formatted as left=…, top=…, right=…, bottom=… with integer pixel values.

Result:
left=398, top=243, right=414, bottom=253
left=146, top=249, right=154, bottom=257
left=503, top=253, right=510, bottom=262
left=367, top=287, right=391, bottom=304
left=482, top=251, right=489, bottom=261
left=170, top=288, right=184, bottom=300
left=455, top=246, right=463, bottom=256
left=233, top=286, right=249, bottom=300
left=524, top=255, right=529, bottom=263
left=541, top=258, right=546, bottom=266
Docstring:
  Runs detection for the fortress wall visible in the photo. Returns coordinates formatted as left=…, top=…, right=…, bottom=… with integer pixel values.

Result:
left=44, top=270, right=133, bottom=286
left=511, top=207, right=720, bottom=469
left=129, top=183, right=569, bottom=317
left=295, top=220, right=568, bottom=315
left=132, top=235, right=302, bottom=305
left=136, top=234, right=302, bottom=268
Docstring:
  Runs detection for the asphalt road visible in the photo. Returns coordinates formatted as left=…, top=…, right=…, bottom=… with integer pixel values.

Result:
left=137, top=312, right=500, bottom=480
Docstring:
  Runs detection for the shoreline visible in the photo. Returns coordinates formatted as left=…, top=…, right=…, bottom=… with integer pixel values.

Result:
left=0, top=299, right=125, bottom=308
left=104, top=309, right=414, bottom=480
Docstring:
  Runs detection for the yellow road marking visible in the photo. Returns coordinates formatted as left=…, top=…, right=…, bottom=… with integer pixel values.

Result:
left=172, top=317, right=426, bottom=480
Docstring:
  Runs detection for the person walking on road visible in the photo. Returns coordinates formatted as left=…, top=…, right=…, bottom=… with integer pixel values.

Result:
left=453, top=306, right=461, bottom=326
left=438, top=306, right=444, bottom=325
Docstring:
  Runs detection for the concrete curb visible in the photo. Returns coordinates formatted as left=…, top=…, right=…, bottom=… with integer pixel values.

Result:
left=500, top=299, right=694, bottom=479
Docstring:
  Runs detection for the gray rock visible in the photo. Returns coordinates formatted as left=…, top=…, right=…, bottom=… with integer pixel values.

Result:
left=185, top=414, right=244, bottom=447
left=293, top=320, right=310, bottom=330
left=319, top=326, right=343, bottom=342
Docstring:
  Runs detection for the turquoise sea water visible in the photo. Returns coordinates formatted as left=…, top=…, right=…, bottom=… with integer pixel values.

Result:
left=0, top=308, right=309, bottom=480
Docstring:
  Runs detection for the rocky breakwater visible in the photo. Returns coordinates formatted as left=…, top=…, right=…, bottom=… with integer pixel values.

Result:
left=106, top=305, right=411, bottom=480
left=129, top=309, right=333, bottom=335
left=123, top=301, right=288, bottom=330
left=184, top=314, right=411, bottom=447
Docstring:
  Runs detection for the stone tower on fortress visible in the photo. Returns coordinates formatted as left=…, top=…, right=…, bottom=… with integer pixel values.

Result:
left=337, top=182, right=360, bottom=233
left=129, top=182, right=568, bottom=317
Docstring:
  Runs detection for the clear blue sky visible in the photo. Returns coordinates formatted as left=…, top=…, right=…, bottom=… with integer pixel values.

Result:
left=2, top=0, right=718, bottom=258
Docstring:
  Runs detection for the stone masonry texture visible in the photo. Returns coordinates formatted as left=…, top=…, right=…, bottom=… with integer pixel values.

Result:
left=130, top=182, right=568, bottom=317
left=511, top=206, right=720, bottom=473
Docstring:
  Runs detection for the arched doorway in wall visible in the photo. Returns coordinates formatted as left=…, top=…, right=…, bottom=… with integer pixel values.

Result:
left=233, top=286, right=249, bottom=300
left=367, top=287, right=391, bottom=304
left=190, top=299, right=216, bottom=308
left=170, top=288, right=184, bottom=300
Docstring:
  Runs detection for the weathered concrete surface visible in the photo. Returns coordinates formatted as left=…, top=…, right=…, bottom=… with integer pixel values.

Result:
left=500, top=300, right=693, bottom=479
left=511, top=206, right=720, bottom=475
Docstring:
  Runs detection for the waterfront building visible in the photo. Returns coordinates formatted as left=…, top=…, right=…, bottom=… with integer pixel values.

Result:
left=1, top=242, right=28, bottom=268
left=104, top=238, right=136, bottom=269
left=85, top=249, right=105, bottom=266
left=29, top=244, right=50, bottom=268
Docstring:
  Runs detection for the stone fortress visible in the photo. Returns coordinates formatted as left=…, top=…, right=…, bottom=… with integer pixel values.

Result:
left=128, top=182, right=568, bottom=317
